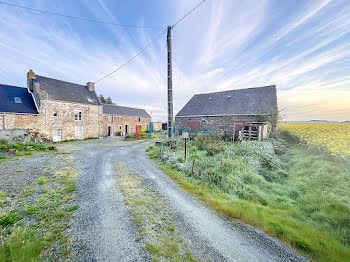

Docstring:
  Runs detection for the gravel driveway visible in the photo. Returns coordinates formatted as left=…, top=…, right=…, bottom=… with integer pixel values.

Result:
left=65, top=138, right=307, bottom=262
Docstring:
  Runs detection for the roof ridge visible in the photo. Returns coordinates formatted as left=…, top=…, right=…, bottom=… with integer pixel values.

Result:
left=36, top=75, right=86, bottom=87
left=193, top=85, right=276, bottom=96
left=0, top=83, right=26, bottom=88
left=103, top=104, right=147, bottom=111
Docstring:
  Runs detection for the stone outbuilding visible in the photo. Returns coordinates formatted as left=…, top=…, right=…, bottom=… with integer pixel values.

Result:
left=175, top=86, right=278, bottom=138
left=101, top=104, right=151, bottom=136
left=0, top=84, right=39, bottom=134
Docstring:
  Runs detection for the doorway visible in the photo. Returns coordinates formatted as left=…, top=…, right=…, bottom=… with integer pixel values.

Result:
left=125, top=125, right=129, bottom=134
left=107, top=126, right=114, bottom=137
left=53, top=129, right=62, bottom=142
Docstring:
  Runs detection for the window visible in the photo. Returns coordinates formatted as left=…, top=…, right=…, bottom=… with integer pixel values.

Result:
left=108, top=115, right=113, bottom=123
left=119, top=126, right=122, bottom=130
left=54, top=112, right=59, bottom=118
left=74, top=110, right=83, bottom=121
left=14, top=97, right=22, bottom=104
left=138, top=117, right=141, bottom=122
left=75, top=126, right=83, bottom=137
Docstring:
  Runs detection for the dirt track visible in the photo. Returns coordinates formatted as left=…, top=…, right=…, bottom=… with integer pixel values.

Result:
left=63, top=138, right=307, bottom=261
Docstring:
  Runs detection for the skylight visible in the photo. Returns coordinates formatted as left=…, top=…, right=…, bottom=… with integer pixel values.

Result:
left=14, top=97, right=22, bottom=104
left=87, top=98, right=93, bottom=103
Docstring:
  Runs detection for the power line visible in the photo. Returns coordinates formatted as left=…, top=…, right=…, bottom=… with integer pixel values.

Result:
left=171, top=0, right=207, bottom=29
left=0, top=1, right=163, bottom=29
left=94, top=0, right=208, bottom=83
left=94, top=28, right=167, bottom=83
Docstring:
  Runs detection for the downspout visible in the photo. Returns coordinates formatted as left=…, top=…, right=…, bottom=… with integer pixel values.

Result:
left=2, top=115, right=5, bottom=129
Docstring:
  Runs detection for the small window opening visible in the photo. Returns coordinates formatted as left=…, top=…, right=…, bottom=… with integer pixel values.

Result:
left=14, top=97, right=22, bottom=103
left=54, top=112, right=59, bottom=117
left=139, top=117, right=141, bottom=122
left=74, top=110, right=83, bottom=121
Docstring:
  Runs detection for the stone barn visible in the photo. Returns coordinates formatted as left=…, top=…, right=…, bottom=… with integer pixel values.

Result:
left=175, top=85, right=278, bottom=138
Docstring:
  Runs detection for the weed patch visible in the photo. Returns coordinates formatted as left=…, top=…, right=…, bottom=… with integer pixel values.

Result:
left=0, top=160, right=79, bottom=261
left=147, top=135, right=350, bottom=262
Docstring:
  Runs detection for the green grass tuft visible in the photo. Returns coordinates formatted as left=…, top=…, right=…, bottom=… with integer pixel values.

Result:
left=0, top=212, right=19, bottom=226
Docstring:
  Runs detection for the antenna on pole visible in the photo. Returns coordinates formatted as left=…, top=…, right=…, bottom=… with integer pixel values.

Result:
left=167, top=25, right=174, bottom=139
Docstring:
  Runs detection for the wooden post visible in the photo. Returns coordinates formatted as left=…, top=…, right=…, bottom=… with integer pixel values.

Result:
left=184, top=138, right=187, bottom=160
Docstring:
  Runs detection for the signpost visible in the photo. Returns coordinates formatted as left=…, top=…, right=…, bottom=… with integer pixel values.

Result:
left=182, top=132, right=189, bottom=160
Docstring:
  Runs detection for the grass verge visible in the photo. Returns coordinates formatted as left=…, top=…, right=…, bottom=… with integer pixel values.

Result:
left=147, top=139, right=350, bottom=262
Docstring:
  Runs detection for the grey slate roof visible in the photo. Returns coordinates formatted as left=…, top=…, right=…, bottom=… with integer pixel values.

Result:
left=176, top=85, right=277, bottom=117
left=103, top=104, right=150, bottom=118
left=34, top=75, right=100, bottom=106
left=0, top=84, right=38, bottom=114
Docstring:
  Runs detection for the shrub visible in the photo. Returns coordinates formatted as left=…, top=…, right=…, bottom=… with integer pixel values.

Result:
left=206, top=142, right=225, bottom=156
left=177, top=157, right=184, bottom=163
left=124, top=134, right=136, bottom=141
left=0, top=139, right=8, bottom=145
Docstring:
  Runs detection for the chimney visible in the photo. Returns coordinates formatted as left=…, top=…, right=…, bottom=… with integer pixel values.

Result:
left=27, top=69, right=36, bottom=92
left=87, top=82, right=95, bottom=92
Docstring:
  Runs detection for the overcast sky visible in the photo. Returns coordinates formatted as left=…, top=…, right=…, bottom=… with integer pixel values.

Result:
left=0, top=0, right=349, bottom=121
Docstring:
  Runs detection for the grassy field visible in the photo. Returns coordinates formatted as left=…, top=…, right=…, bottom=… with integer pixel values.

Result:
left=147, top=131, right=350, bottom=262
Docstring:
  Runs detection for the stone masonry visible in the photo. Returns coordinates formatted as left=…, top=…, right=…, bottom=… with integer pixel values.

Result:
left=101, top=114, right=151, bottom=136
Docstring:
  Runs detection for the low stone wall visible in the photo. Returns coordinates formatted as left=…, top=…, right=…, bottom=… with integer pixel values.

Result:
left=0, top=129, right=30, bottom=143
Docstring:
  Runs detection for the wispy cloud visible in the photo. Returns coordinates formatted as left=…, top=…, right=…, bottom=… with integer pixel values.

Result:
left=0, top=0, right=349, bottom=121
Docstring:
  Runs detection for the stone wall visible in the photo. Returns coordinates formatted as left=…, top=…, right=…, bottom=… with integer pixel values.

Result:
left=0, top=113, right=42, bottom=136
left=41, top=100, right=101, bottom=140
left=0, top=100, right=101, bottom=141
left=0, top=129, right=30, bottom=143
left=152, top=122, right=163, bottom=131
left=175, top=115, right=257, bottom=136
left=101, top=114, right=151, bottom=136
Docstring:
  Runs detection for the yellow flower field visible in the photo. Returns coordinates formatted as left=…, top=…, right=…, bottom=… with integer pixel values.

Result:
left=279, top=123, right=350, bottom=157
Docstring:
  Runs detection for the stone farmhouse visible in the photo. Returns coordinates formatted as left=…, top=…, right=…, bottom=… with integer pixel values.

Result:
left=0, top=70, right=151, bottom=141
left=175, top=86, right=278, bottom=139
left=101, top=104, right=151, bottom=136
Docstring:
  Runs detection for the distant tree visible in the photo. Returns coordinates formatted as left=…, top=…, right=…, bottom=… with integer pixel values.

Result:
left=99, top=95, right=113, bottom=104
left=106, top=97, right=113, bottom=104
left=99, top=94, right=106, bottom=103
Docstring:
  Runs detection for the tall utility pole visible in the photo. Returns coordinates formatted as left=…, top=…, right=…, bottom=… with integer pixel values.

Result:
left=167, top=25, right=174, bottom=138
